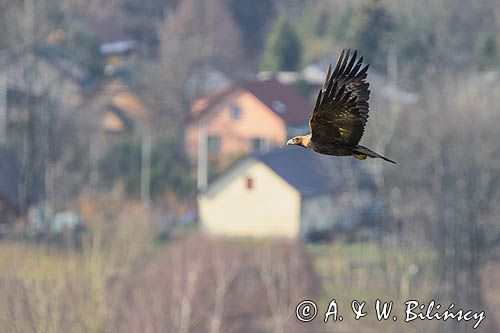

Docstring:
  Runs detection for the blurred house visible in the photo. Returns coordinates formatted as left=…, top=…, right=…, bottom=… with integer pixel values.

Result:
left=257, top=71, right=299, bottom=85
left=0, top=44, right=92, bottom=112
left=199, top=147, right=378, bottom=240
left=186, top=78, right=311, bottom=165
left=258, top=63, right=328, bottom=86
left=80, top=78, right=152, bottom=133
left=75, top=78, right=153, bottom=158
left=81, top=19, right=139, bottom=74
left=185, top=66, right=232, bottom=97
left=0, top=44, right=96, bottom=161
left=0, top=43, right=150, bottom=136
left=301, top=63, right=330, bottom=85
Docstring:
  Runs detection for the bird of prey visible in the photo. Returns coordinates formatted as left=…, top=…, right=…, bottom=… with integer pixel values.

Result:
left=287, top=49, right=395, bottom=164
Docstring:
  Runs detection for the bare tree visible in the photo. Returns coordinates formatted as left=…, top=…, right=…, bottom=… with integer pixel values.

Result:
left=256, top=241, right=318, bottom=333
left=140, top=0, right=244, bottom=140
left=209, top=245, right=238, bottom=333
left=385, top=72, right=500, bottom=332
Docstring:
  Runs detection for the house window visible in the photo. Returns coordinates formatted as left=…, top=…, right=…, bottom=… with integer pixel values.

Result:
left=245, top=176, right=254, bottom=190
left=252, top=138, right=269, bottom=153
left=230, top=104, right=242, bottom=120
left=207, top=136, right=221, bottom=153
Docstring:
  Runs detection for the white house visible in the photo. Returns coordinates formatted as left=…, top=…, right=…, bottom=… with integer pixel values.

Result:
left=199, top=147, right=379, bottom=240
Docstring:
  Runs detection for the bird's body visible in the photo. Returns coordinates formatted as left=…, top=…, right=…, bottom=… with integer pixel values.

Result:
left=287, top=49, right=395, bottom=164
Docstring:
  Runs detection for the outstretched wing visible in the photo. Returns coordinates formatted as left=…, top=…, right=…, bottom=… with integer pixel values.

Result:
left=310, top=49, right=370, bottom=145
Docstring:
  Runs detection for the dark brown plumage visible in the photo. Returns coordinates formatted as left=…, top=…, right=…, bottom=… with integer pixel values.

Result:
left=287, top=49, right=395, bottom=164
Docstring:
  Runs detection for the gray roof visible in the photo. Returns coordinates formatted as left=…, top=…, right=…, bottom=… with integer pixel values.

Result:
left=256, top=147, right=376, bottom=197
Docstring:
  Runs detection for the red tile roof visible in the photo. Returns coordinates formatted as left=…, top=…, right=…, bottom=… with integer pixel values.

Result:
left=193, top=78, right=311, bottom=126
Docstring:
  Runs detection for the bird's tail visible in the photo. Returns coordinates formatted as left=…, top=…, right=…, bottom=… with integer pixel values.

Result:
left=353, top=145, right=396, bottom=164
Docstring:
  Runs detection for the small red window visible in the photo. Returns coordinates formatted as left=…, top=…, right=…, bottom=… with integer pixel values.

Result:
left=245, top=177, right=254, bottom=190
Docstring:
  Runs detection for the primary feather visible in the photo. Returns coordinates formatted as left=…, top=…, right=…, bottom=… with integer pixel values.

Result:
left=311, top=49, right=370, bottom=146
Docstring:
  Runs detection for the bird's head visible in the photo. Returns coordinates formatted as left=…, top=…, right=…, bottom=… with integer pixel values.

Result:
left=287, top=135, right=310, bottom=148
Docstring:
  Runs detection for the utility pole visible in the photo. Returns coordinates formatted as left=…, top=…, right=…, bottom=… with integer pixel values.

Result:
left=19, top=0, right=35, bottom=219
left=197, top=119, right=208, bottom=192
left=140, top=128, right=152, bottom=208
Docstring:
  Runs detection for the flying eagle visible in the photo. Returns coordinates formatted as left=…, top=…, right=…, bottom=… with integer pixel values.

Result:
left=287, top=49, right=395, bottom=164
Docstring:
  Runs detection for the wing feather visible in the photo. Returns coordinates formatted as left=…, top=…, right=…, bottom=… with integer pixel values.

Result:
left=310, top=49, right=371, bottom=145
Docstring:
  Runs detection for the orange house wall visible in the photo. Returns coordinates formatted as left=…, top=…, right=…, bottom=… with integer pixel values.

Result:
left=186, top=91, right=287, bottom=161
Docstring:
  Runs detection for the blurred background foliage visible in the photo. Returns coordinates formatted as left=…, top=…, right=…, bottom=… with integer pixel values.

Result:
left=99, top=139, right=195, bottom=199
left=261, top=16, right=302, bottom=72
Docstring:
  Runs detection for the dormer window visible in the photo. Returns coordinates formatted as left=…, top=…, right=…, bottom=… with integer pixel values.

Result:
left=230, top=104, right=242, bottom=120
left=271, top=100, right=287, bottom=114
